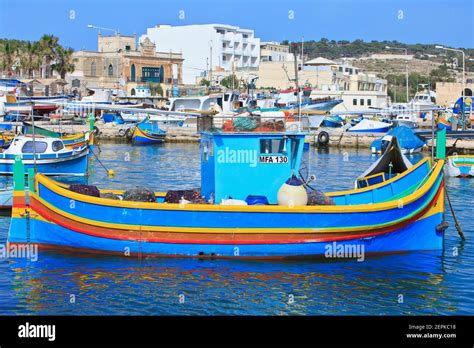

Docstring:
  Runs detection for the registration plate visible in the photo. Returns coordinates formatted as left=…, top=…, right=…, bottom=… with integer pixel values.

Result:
left=259, top=155, right=289, bottom=164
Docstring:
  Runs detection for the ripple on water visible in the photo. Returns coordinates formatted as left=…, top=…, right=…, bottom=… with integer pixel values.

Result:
left=0, top=145, right=472, bottom=315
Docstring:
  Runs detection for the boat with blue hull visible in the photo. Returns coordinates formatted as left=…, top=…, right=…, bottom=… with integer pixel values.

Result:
left=131, top=118, right=166, bottom=145
left=0, top=135, right=88, bottom=176
left=370, top=126, right=426, bottom=154
left=446, top=155, right=474, bottom=177
left=8, top=116, right=447, bottom=259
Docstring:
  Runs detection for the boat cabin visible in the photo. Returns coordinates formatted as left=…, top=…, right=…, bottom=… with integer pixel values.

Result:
left=199, top=115, right=308, bottom=204
left=2, top=135, right=69, bottom=157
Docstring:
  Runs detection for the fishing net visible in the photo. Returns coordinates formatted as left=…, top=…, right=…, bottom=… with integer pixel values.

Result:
left=307, top=190, right=335, bottom=206
left=69, top=184, right=100, bottom=197
left=100, top=192, right=123, bottom=200
left=164, top=189, right=207, bottom=204
left=123, top=187, right=156, bottom=203
left=232, top=117, right=258, bottom=131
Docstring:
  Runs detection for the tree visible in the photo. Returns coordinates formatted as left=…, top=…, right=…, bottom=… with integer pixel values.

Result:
left=20, top=41, right=41, bottom=78
left=0, top=40, right=18, bottom=76
left=199, top=78, right=210, bottom=87
left=220, top=74, right=240, bottom=89
left=51, top=46, right=76, bottom=79
left=147, top=82, right=163, bottom=96
left=38, top=34, right=59, bottom=78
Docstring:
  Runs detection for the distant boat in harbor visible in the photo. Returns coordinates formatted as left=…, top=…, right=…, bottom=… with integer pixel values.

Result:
left=0, top=135, right=89, bottom=176
left=348, top=119, right=392, bottom=133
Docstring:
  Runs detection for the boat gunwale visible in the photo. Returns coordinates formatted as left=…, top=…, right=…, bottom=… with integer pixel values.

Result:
left=31, top=158, right=444, bottom=213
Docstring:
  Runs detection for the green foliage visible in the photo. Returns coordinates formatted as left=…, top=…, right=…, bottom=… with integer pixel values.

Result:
left=199, top=79, right=210, bottom=87
left=293, top=39, right=472, bottom=70
left=147, top=82, right=163, bottom=96
left=0, top=35, right=74, bottom=78
left=220, top=74, right=240, bottom=89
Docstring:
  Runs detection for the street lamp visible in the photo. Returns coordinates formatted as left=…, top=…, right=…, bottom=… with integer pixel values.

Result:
left=435, top=45, right=466, bottom=99
left=386, top=46, right=409, bottom=103
left=87, top=24, right=119, bottom=35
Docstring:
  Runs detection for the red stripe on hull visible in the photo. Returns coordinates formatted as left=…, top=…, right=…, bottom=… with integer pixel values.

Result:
left=24, top=182, right=444, bottom=245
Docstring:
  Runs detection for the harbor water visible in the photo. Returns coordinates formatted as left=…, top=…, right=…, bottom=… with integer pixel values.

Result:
left=0, top=143, right=472, bottom=315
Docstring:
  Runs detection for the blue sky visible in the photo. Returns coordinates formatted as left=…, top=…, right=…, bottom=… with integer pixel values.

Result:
left=0, top=0, right=472, bottom=49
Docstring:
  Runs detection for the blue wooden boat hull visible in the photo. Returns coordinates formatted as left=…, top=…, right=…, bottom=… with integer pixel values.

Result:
left=131, top=124, right=166, bottom=145
left=8, top=158, right=446, bottom=259
left=9, top=211, right=442, bottom=258
left=0, top=152, right=88, bottom=176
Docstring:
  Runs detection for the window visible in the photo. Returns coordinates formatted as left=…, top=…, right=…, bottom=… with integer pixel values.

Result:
left=22, top=141, right=48, bottom=154
left=260, top=139, right=286, bottom=154
left=125, top=45, right=131, bottom=51
left=52, top=141, right=64, bottom=152
left=141, top=67, right=163, bottom=83
left=353, top=99, right=357, bottom=106
left=108, top=64, right=113, bottom=77
left=90, top=62, right=96, bottom=76
left=223, top=55, right=227, bottom=61
left=130, top=64, right=136, bottom=82
left=360, top=99, right=364, bottom=106
left=367, top=99, right=372, bottom=106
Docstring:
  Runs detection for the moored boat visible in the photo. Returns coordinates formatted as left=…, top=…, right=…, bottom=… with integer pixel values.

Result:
left=348, top=119, right=392, bottom=133
left=0, top=135, right=89, bottom=176
left=446, top=155, right=474, bottom=177
left=131, top=118, right=166, bottom=145
left=370, top=126, right=426, bottom=154
left=8, top=115, right=447, bottom=259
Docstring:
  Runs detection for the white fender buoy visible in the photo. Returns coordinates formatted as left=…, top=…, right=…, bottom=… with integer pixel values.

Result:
left=277, top=175, right=308, bottom=206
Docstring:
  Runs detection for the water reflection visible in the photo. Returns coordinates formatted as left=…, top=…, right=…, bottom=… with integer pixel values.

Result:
left=0, top=144, right=472, bottom=315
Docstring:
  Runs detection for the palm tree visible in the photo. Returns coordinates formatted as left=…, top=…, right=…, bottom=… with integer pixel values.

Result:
left=20, top=41, right=41, bottom=78
left=38, top=34, right=59, bottom=78
left=51, top=46, right=76, bottom=79
left=0, top=40, right=19, bottom=76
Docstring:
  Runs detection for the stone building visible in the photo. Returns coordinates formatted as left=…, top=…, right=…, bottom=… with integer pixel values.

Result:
left=67, top=33, right=184, bottom=97
left=435, top=81, right=474, bottom=107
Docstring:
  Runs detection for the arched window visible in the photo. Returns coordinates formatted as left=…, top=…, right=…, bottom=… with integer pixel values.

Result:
left=131, top=88, right=136, bottom=96
left=90, top=62, right=96, bottom=76
left=108, top=64, right=114, bottom=77
left=131, top=64, right=136, bottom=82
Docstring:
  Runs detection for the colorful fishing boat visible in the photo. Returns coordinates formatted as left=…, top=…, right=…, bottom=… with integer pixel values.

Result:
left=8, top=116, right=447, bottom=259
left=22, top=122, right=92, bottom=149
left=446, top=155, right=474, bottom=177
left=131, top=118, right=166, bottom=145
left=0, top=135, right=89, bottom=176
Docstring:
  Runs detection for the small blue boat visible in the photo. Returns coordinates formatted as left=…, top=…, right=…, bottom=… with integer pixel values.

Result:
left=370, top=126, right=426, bottom=154
left=0, top=135, right=89, bottom=176
left=131, top=118, right=166, bottom=145
left=103, top=113, right=125, bottom=125
left=322, top=115, right=344, bottom=127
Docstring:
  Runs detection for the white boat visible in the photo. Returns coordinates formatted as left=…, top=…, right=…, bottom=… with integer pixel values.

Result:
left=0, top=135, right=89, bottom=176
left=168, top=92, right=239, bottom=115
left=348, top=119, right=392, bottom=133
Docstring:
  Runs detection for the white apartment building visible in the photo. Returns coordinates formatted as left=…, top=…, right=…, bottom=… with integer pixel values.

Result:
left=140, top=24, right=260, bottom=84
left=260, top=42, right=290, bottom=62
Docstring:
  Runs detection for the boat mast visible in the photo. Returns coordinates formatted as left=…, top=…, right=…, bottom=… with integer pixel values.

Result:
left=293, top=45, right=301, bottom=129
left=30, top=106, right=37, bottom=173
